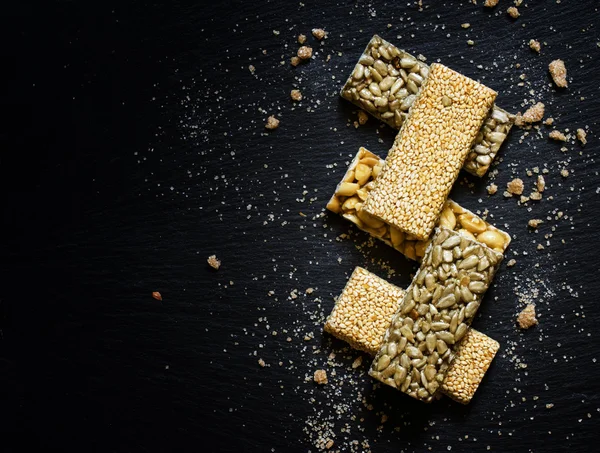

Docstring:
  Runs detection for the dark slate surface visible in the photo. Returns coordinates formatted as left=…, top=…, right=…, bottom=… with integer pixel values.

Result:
left=1, top=1, right=599, bottom=452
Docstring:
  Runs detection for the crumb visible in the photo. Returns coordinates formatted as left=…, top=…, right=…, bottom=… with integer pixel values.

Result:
left=529, top=192, right=542, bottom=201
left=297, top=46, right=313, bottom=60
left=312, top=28, right=326, bottom=40
left=297, top=34, right=307, bottom=44
left=507, top=259, right=517, bottom=267
left=487, top=183, right=498, bottom=195
left=577, top=128, right=587, bottom=146
left=560, top=169, right=569, bottom=177
left=485, top=0, right=499, bottom=7
left=207, top=254, right=221, bottom=269
left=546, top=403, right=554, bottom=409
left=248, top=64, right=255, bottom=74
left=528, top=219, right=543, bottom=228
left=305, top=287, right=314, bottom=294
left=507, top=178, right=524, bottom=195
left=357, top=110, right=368, bottom=125
left=265, top=115, right=280, bottom=130
left=529, top=39, right=541, bottom=53
left=537, top=244, right=545, bottom=250
left=467, top=40, right=475, bottom=46
left=518, top=102, right=545, bottom=125
left=544, top=117, right=554, bottom=126
left=352, top=356, right=363, bottom=369
left=290, top=56, right=301, bottom=66
left=291, top=89, right=303, bottom=101
left=507, top=6, right=520, bottom=18
left=325, top=439, right=334, bottom=450
left=503, top=191, right=513, bottom=198
left=314, top=369, right=328, bottom=385
left=549, top=130, right=567, bottom=141
left=258, top=358, right=266, bottom=367
left=461, top=23, right=470, bottom=28
left=537, top=175, right=546, bottom=192
left=517, top=304, right=538, bottom=329
left=549, top=59, right=568, bottom=88
left=520, top=195, right=530, bottom=203
left=152, top=291, right=162, bottom=301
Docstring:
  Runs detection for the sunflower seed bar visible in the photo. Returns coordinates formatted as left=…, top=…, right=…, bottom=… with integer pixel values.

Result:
left=362, top=64, right=497, bottom=241
left=324, top=267, right=405, bottom=355
left=369, top=228, right=503, bottom=403
left=327, top=147, right=511, bottom=260
left=324, top=267, right=500, bottom=403
left=340, top=35, right=514, bottom=177
left=441, top=328, right=500, bottom=404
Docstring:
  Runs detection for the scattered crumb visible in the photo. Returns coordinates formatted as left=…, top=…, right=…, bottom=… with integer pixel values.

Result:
left=507, top=178, right=524, bottom=195
left=529, top=39, right=541, bottom=53
left=248, top=65, right=255, bottom=74
left=517, top=304, right=538, bottom=329
left=536, top=175, right=546, bottom=192
left=516, top=102, right=545, bottom=126
left=560, top=169, right=569, bottom=177
left=314, top=369, right=328, bottom=385
left=352, top=356, right=363, bottom=369
left=312, top=28, right=327, bottom=40
left=528, top=219, right=543, bottom=228
left=297, top=34, right=307, bottom=45
left=529, top=192, right=542, bottom=201
left=152, top=291, right=162, bottom=301
left=305, top=287, right=314, bottom=294
left=507, top=259, right=517, bottom=267
left=461, top=23, right=470, bottom=28
left=258, top=358, right=266, bottom=367
left=325, top=439, right=334, bottom=450
left=549, top=59, right=568, bottom=88
left=467, top=40, right=475, bottom=46
left=507, top=6, right=520, bottom=18
left=207, top=254, right=221, bottom=269
left=546, top=403, right=554, bottom=409
left=549, top=130, right=567, bottom=141
left=290, top=56, right=301, bottom=67
left=577, top=128, right=587, bottom=146
left=544, top=117, right=554, bottom=126
left=357, top=110, right=368, bottom=125
left=484, top=0, right=499, bottom=7
left=298, top=46, right=313, bottom=60
left=487, top=183, right=498, bottom=195
left=265, top=115, right=280, bottom=130
left=291, top=89, right=303, bottom=101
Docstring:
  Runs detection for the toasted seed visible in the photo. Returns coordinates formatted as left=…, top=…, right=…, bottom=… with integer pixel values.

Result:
left=400, top=94, right=416, bottom=111
left=491, top=108, right=509, bottom=123
left=379, top=76, right=396, bottom=91
left=373, top=60, right=388, bottom=76
left=436, top=294, right=456, bottom=309
left=352, top=64, right=365, bottom=80
left=400, top=324, right=415, bottom=343
left=468, top=281, right=488, bottom=294
left=455, top=323, right=468, bottom=341
left=400, top=57, right=417, bottom=68
left=406, top=80, right=419, bottom=94
left=459, top=285, right=474, bottom=302
left=487, top=131, right=507, bottom=143
left=442, top=235, right=462, bottom=249
left=465, top=301, right=480, bottom=318
left=369, top=82, right=382, bottom=97
left=476, top=155, right=492, bottom=166
left=431, top=322, right=450, bottom=331
left=477, top=256, right=491, bottom=272
left=436, top=339, right=448, bottom=354
left=401, top=375, right=411, bottom=392
left=400, top=353, right=410, bottom=369
left=406, top=346, right=423, bottom=359
left=359, top=54, right=374, bottom=65
left=377, top=354, right=391, bottom=371
left=394, top=366, right=408, bottom=386
left=442, top=95, right=453, bottom=107
left=458, top=254, right=479, bottom=270
left=437, top=331, right=455, bottom=345
left=336, top=182, right=359, bottom=196
left=432, top=245, right=443, bottom=267
left=408, top=72, right=423, bottom=84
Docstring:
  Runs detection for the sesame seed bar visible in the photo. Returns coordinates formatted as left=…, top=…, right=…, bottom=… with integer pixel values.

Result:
left=324, top=266, right=500, bottom=403
left=326, top=147, right=511, bottom=261
left=324, top=266, right=406, bottom=355
left=362, top=63, right=497, bottom=241
left=369, top=228, right=503, bottom=403
left=340, top=35, right=514, bottom=177
left=441, top=328, right=500, bottom=404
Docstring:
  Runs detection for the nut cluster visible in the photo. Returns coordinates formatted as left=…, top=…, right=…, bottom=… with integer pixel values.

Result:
left=441, top=328, right=500, bottom=404
left=324, top=267, right=405, bottom=355
left=368, top=228, right=503, bottom=403
left=340, top=35, right=514, bottom=178
left=326, top=148, right=511, bottom=260
left=362, top=64, right=497, bottom=241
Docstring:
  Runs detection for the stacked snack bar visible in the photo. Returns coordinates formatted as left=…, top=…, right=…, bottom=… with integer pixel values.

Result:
left=340, top=35, right=515, bottom=177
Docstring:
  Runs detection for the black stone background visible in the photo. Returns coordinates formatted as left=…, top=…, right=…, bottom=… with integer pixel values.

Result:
left=1, top=1, right=599, bottom=452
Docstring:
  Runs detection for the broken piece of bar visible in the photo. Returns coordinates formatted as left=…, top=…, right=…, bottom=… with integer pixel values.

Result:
left=326, top=147, right=511, bottom=260
left=340, top=35, right=514, bottom=177
left=325, top=266, right=500, bottom=403
left=362, top=64, right=497, bottom=241
left=441, top=328, right=500, bottom=404
left=368, top=228, right=503, bottom=402
left=324, top=266, right=405, bottom=355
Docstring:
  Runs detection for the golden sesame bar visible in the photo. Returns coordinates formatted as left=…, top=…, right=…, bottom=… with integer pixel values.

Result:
left=324, top=267, right=406, bottom=355
left=369, top=228, right=503, bottom=403
left=326, top=147, right=511, bottom=260
left=362, top=64, right=497, bottom=240
left=340, top=35, right=514, bottom=177
left=324, top=266, right=500, bottom=403
left=441, top=328, right=499, bottom=404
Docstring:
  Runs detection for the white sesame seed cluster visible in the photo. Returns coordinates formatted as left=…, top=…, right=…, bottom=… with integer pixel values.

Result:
left=324, top=266, right=500, bottom=404
left=326, top=147, right=512, bottom=260
left=324, top=267, right=405, bottom=355
left=441, top=329, right=500, bottom=404
left=362, top=63, right=497, bottom=240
